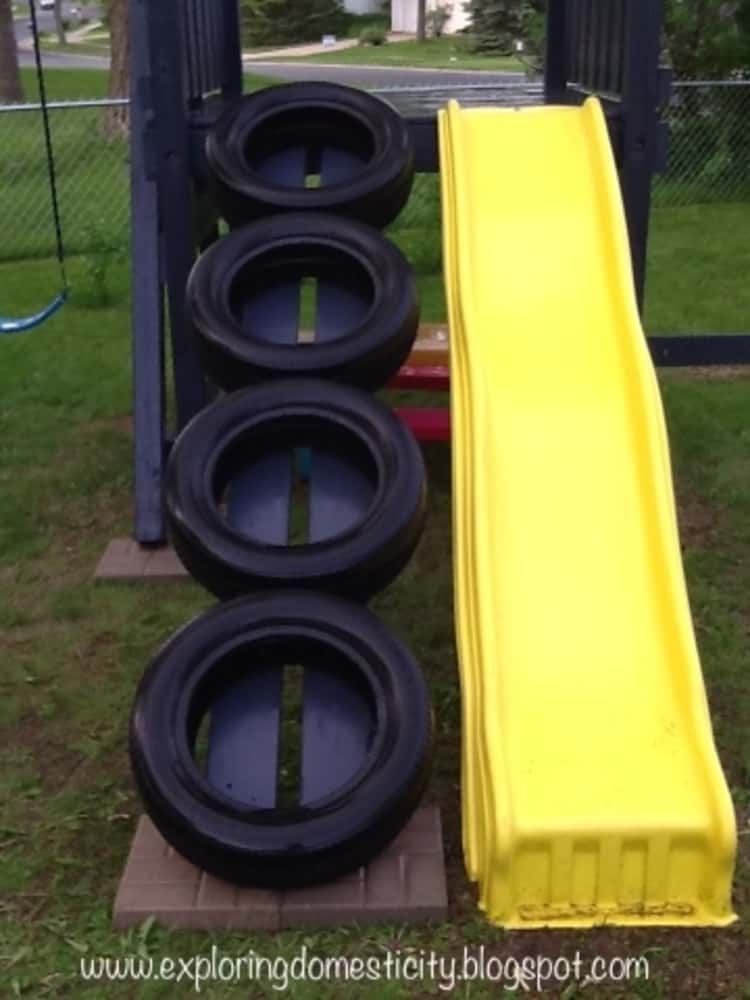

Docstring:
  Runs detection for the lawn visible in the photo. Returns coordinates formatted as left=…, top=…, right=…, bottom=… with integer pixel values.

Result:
left=18, top=66, right=109, bottom=101
left=0, top=187, right=749, bottom=995
left=291, top=36, right=523, bottom=71
left=39, top=39, right=112, bottom=57
left=17, top=67, right=277, bottom=102
left=646, top=203, right=750, bottom=332
left=1, top=96, right=130, bottom=262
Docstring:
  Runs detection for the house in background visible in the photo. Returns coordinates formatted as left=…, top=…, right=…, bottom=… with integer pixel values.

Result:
left=391, top=0, right=470, bottom=35
left=345, top=0, right=384, bottom=13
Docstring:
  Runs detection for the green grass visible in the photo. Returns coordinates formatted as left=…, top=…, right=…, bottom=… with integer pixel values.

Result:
left=344, top=12, right=390, bottom=38
left=17, top=67, right=277, bottom=102
left=653, top=177, right=750, bottom=207
left=39, top=39, right=112, bottom=57
left=1, top=100, right=129, bottom=261
left=291, top=36, right=523, bottom=70
left=19, top=67, right=109, bottom=101
left=646, top=203, right=750, bottom=332
left=0, top=248, right=749, bottom=997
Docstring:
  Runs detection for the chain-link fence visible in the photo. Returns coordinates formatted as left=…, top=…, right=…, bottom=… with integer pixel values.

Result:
left=0, top=98, right=130, bottom=263
left=654, top=81, right=750, bottom=207
left=1, top=81, right=748, bottom=263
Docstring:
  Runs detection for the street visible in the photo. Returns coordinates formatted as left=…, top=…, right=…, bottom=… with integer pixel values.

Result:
left=13, top=6, right=523, bottom=86
left=13, top=3, right=100, bottom=42
left=17, top=46, right=523, bottom=87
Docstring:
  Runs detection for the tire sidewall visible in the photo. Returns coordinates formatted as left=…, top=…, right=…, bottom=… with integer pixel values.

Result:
left=165, top=380, right=427, bottom=600
left=129, top=593, right=432, bottom=882
left=186, top=213, right=419, bottom=391
left=206, top=83, right=415, bottom=228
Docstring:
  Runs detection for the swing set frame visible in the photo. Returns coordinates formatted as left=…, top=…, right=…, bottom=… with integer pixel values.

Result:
left=127, top=0, right=750, bottom=546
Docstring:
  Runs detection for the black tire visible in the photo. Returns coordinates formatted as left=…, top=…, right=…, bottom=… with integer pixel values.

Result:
left=129, top=592, right=433, bottom=888
left=165, top=379, right=427, bottom=600
left=206, top=82, right=415, bottom=228
left=186, top=213, right=419, bottom=392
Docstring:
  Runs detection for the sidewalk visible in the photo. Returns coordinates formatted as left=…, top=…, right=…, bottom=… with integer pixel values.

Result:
left=243, top=33, right=414, bottom=62
left=68, top=21, right=104, bottom=42
left=18, top=23, right=414, bottom=61
left=17, top=18, right=104, bottom=50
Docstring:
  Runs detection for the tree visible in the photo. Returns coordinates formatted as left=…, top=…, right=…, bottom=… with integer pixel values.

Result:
left=103, top=0, right=128, bottom=137
left=53, top=0, right=66, bottom=46
left=465, top=0, right=536, bottom=54
left=664, top=0, right=750, bottom=78
left=0, top=0, right=24, bottom=103
left=663, top=1, right=750, bottom=194
left=465, top=1, right=750, bottom=75
left=416, top=0, right=426, bottom=42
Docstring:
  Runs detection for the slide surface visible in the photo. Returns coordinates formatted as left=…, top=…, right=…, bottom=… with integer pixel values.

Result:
left=439, top=97, right=736, bottom=928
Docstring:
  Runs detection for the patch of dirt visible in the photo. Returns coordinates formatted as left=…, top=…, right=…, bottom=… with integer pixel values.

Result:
left=82, top=414, right=133, bottom=437
left=662, top=365, right=750, bottom=381
left=8, top=713, right=85, bottom=796
left=676, top=492, right=719, bottom=548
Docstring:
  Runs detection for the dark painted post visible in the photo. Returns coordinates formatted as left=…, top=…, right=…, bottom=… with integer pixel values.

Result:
left=544, top=0, right=569, bottom=104
left=146, top=0, right=207, bottom=431
left=222, top=0, right=243, bottom=98
left=619, top=0, right=664, bottom=312
left=130, top=0, right=166, bottom=543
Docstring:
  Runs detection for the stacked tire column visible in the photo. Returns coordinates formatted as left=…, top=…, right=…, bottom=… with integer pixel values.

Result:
left=129, top=84, right=435, bottom=889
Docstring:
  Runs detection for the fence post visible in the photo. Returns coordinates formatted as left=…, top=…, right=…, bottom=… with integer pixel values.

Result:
left=222, top=0, right=243, bottom=99
left=619, top=0, right=665, bottom=311
left=147, top=0, right=207, bottom=431
left=130, top=0, right=166, bottom=543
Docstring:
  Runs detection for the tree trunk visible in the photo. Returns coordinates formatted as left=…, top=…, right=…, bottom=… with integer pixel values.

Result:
left=416, top=0, right=426, bottom=42
left=102, top=0, right=129, bottom=138
left=0, top=0, right=24, bottom=103
left=54, top=0, right=66, bottom=45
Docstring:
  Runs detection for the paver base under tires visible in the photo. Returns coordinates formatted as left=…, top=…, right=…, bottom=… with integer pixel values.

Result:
left=113, top=807, right=447, bottom=930
left=95, top=539, right=188, bottom=581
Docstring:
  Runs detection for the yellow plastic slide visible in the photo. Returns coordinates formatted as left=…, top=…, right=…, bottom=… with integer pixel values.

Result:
left=439, top=97, right=737, bottom=928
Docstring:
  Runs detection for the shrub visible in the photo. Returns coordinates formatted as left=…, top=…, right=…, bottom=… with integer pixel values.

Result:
left=465, top=0, right=523, bottom=53
left=358, top=25, right=387, bottom=45
left=347, top=12, right=389, bottom=34
left=464, top=0, right=543, bottom=55
left=426, top=3, right=451, bottom=38
left=242, top=0, right=351, bottom=46
left=77, top=222, right=127, bottom=308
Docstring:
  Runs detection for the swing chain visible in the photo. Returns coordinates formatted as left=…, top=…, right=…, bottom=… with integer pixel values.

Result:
left=28, top=0, right=68, bottom=291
